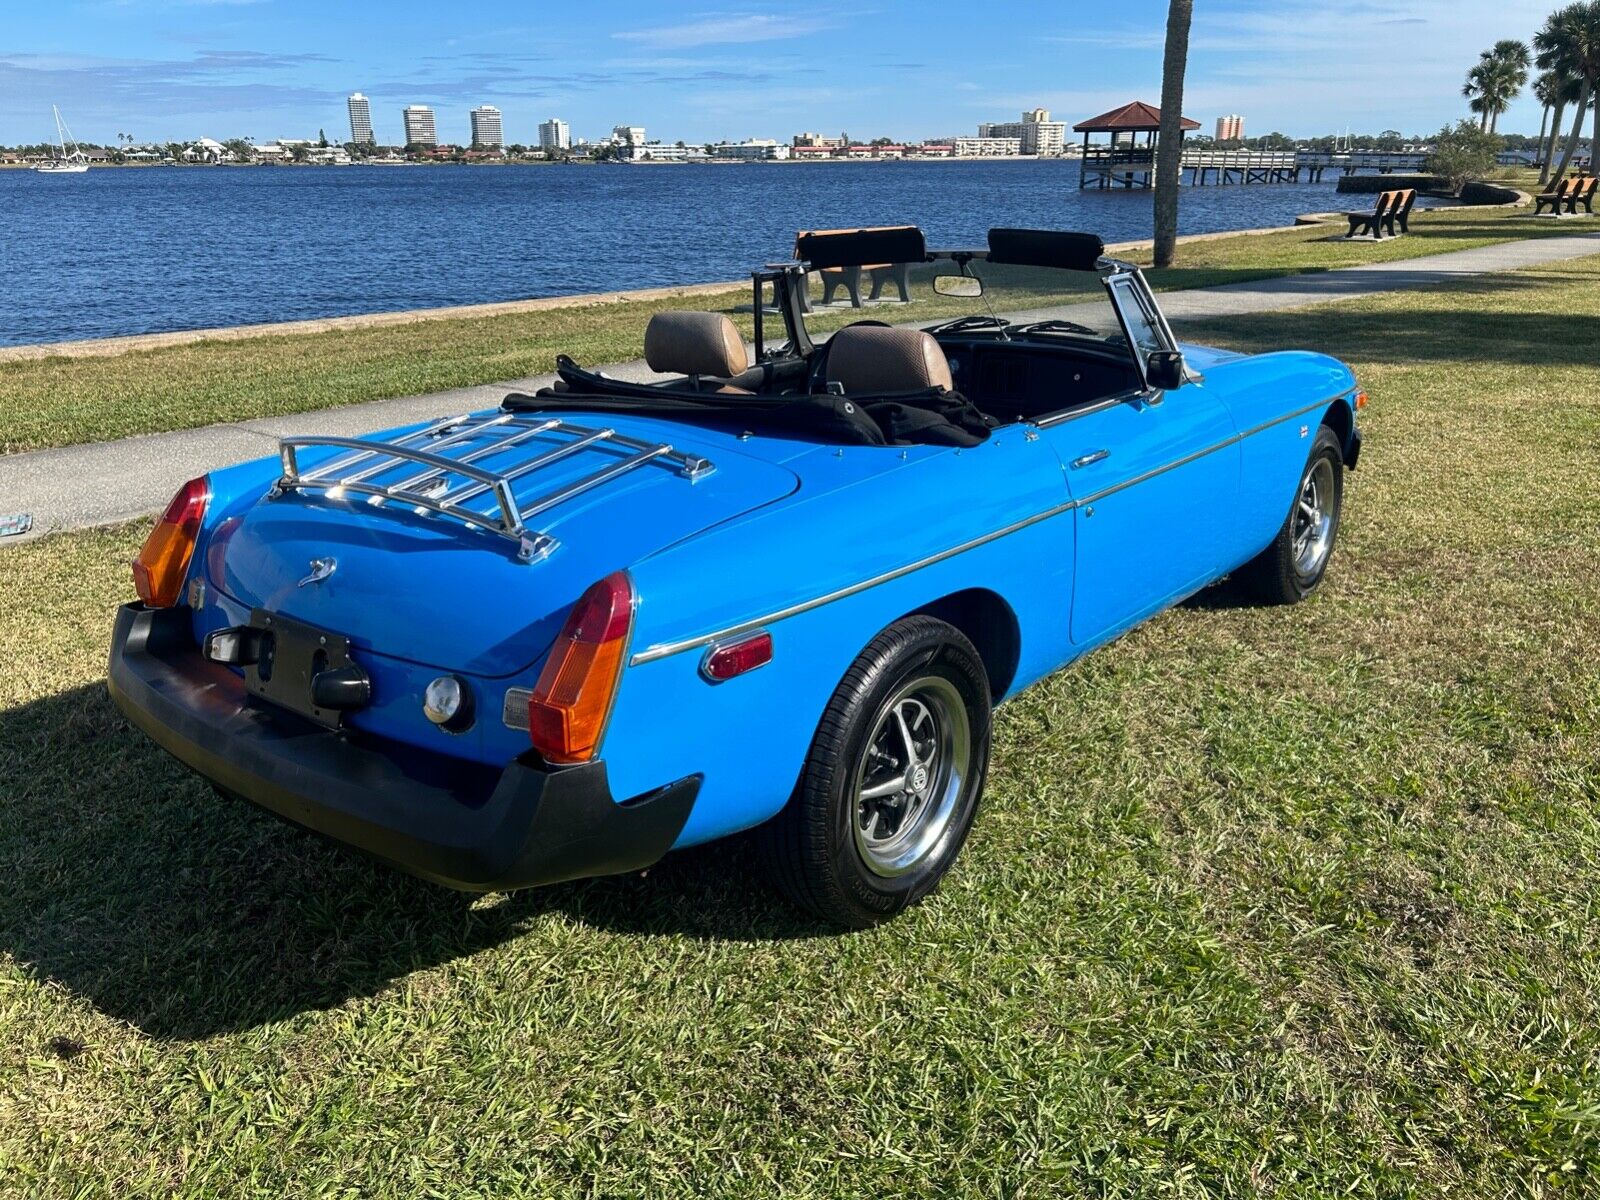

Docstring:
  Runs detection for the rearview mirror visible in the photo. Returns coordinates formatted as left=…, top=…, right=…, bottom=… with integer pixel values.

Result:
left=1145, top=350, right=1185, bottom=391
left=933, top=274, right=983, bottom=298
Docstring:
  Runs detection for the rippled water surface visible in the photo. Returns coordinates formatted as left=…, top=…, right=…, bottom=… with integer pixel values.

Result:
left=0, top=160, right=1364, bottom=346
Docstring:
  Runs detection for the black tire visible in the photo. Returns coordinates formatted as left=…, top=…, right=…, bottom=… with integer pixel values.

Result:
left=1233, top=423, right=1344, bottom=605
left=757, top=616, right=992, bottom=929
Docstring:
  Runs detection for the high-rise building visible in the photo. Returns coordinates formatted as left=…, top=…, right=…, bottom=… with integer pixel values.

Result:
left=612, top=125, right=645, bottom=147
left=347, top=93, right=375, bottom=145
left=538, top=117, right=571, bottom=151
left=470, top=105, right=504, bottom=150
left=1020, top=108, right=1066, bottom=156
left=402, top=105, right=438, bottom=148
left=1216, top=114, right=1245, bottom=142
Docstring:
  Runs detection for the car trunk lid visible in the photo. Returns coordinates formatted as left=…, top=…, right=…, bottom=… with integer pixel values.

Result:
left=207, top=411, right=798, bottom=677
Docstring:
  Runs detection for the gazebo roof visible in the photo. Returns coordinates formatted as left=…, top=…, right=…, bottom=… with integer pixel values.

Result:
left=1073, top=101, right=1201, bottom=133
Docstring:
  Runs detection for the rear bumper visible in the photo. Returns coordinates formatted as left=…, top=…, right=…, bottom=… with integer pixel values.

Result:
left=107, top=603, right=699, bottom=892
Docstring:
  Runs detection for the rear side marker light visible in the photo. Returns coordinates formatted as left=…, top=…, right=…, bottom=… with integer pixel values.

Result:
left=527, top=571, right=634, bottom=764
left=701, top=632, right=773, bottom=682
left=132, top=476, right=209, bottom=608
left=1355, top=390, right=1369, bottom=410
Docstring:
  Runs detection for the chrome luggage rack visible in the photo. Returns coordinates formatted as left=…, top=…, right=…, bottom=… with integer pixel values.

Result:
left=269, top=413, right=714, bottom=562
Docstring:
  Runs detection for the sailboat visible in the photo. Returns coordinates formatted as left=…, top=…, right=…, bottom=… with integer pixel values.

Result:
left=34, top=107, right=90, bottom=173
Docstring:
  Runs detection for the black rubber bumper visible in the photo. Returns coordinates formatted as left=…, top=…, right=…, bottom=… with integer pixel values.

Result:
left=106, top=604, right=700, bottom=892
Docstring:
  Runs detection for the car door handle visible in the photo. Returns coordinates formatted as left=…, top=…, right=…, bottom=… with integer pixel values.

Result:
left=1070, top=449, right=1110, bottom=469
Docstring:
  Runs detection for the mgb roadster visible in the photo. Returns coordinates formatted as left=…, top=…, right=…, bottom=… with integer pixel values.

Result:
left=110, top=226, right=1364, bottom=927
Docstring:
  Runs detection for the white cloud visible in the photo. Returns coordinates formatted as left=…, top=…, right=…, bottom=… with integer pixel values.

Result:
left=612, top=12, right=835, bottom=50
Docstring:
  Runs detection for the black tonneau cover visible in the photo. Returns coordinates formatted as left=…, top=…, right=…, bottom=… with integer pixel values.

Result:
left=502, top=357, right=991, bottom=447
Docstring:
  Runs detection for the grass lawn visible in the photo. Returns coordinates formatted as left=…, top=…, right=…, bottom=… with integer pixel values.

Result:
left=0, top=200, right=1579, bottom=458
left=1, top=254, right=1597, bottom=1198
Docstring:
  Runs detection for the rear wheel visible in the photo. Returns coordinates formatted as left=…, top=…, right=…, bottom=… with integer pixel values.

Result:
left=1232, top=424, right=1344, bottom=605
left=757, top=616, right=991, bottom=928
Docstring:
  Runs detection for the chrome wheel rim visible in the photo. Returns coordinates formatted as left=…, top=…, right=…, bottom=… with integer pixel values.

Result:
left=852, top=675, right=970, bottom=878
left=1292, top=457, right=1336, bottom=576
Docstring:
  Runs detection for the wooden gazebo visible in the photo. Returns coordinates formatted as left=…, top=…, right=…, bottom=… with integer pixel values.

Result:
left=1073, top=101, right=1200, bottom=189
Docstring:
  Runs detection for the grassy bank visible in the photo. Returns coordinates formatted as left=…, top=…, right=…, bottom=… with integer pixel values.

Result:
left=1, top=253, right=1597, bottom=1195
left=0, top=202, right=1575, bottom=457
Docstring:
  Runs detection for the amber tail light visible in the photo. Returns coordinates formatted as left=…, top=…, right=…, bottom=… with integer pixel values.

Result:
left=132, top=477, right=210, bottom=608
left=527, top=571, right=634, bottom=764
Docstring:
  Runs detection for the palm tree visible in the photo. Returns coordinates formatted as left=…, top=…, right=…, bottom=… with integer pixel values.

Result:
left=1152, top=0, right=1193, bottom=269
left=1464, top=40, right=1531, bottom=132
left=1536, top=2, right=1600, bottom=184
left=1463, top=62, right=1495, bottom=130
left=1534, top=69, right=1584, bottom=182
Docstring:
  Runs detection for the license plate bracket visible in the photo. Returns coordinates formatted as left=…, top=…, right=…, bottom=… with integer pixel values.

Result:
left=243, top=609, right=356, bottom=729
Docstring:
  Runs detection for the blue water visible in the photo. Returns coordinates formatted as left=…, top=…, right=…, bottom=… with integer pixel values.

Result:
left=0, top=160, right=1359, bottom=347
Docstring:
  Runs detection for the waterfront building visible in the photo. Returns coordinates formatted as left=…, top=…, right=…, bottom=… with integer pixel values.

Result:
left=347, top=93, right=375, bottom=145
left=1216, top=114, right=1244, bottom=142
left=470, top=105, right=504, bottom=150
left=711, top=139, right=790, bottom=161
left=917, top=144, right=954, bottom=157
left=954, top=136, right=1022, bottom=157
left=980, top=109, right=1065, bottom=156
left=1021, top=108, right=1067, bottom=156
left=538, top=117, right=570, bottom=152
left=402, top=105, right=438, bottom=148
left=789, top=144, right=838, bottom=159
left=792, top=131, right=844, bottom=148
left=612, top=125, right=645, bottom=148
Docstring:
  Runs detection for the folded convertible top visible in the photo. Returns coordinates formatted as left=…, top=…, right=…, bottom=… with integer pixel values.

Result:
left=502, top=356, right=992, bottom=448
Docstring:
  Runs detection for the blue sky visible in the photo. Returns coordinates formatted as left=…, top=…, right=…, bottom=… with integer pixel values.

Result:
left=0, top=0, right=1562, bottom=146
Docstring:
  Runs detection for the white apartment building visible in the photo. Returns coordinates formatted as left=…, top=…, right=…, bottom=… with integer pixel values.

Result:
left=1021, top=108, right=1066, bottom=156
left=402, top=105, right=438, bottom=148
left=710, top=139, right=790, bottom=161
left=347, top=93, right=375, bottom=145
left=980, top=110, right=1065, bottom=156
left=954, top=136, right=1022, bottom=157
left=470, top=105, right=504, bottom=150
left=612, top=125, right=646, bottom=147
left=538, top=117, right=571, bottom=151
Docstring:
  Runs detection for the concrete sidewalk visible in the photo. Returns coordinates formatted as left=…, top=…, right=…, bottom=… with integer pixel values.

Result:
left=4, top=230, right=1597, bottom=542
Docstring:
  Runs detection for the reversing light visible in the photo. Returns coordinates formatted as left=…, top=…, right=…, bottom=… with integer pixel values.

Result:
left=132, top=476, right=210, bottom=608
left=701, top=631, right=773, bottom=682
left=423, top=675, right=474, bottom=732
left=527, top=571, right=634, bottom=763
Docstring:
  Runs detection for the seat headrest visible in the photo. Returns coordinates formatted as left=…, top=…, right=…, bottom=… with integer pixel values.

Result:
left=825, top=326, right=953, bottom=394
left=644, top=311, right=748, bottom=379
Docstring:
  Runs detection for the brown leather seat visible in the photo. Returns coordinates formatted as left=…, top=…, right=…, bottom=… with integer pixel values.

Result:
left=824, top=325, right=954, bottom=394
left=643, top=312, right=749, bottom=388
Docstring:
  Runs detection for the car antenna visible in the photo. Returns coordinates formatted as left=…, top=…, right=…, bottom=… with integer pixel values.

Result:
left=974, top=266, right=1009, bottom=341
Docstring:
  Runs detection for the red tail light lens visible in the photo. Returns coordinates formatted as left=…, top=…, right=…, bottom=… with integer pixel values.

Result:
left=132, top=476, right=209, bottom=607
left=527, top=571, right=634, bottom=763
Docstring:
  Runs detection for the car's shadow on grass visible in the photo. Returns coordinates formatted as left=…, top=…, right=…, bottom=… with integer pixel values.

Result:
left=0, top=683, right=827, bottom=1042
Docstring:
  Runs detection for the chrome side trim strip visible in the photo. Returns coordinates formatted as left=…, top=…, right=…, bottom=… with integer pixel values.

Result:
left=628, top=389, right=1354, bottom=667
left=1237, top=395, right=1343, bottom=440
left=629, top=499, right=1079, bottom=665
left=1074, top=433, right=1241, bottom=507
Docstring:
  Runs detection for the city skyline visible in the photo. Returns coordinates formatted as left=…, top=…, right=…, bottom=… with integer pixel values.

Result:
left=0, top=0, right=1565, bottom=147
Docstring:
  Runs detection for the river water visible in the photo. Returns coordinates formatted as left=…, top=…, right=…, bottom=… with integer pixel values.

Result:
left=0, top=159, right=1370, bottom=347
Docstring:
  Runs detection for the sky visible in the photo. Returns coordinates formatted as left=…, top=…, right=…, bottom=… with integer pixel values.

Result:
left=0, top=0, right=1566, bottom=148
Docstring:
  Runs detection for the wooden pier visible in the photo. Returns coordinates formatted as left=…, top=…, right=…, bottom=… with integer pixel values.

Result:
left=1078, top=146, right=1433, bottom=190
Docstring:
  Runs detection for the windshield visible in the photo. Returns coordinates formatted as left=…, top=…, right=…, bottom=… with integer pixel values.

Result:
left=794, top=258, right=1145, bottom=354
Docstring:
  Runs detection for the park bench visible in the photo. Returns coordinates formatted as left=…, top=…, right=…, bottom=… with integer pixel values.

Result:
left=1565, top=176, right=1597, bottom=215
left=1344, top=190, right=1397, bottom=239
left=795, top=227, right=915, bottom=310
left=1533, top=176, right=1576, bottom=215
left=1381, top=188, right=1418, bottom=237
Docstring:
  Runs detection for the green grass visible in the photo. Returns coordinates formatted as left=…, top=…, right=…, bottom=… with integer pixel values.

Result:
left=1, top=254, right=1598, bottom=1198
left=0, top=202, right=1575, bottom=457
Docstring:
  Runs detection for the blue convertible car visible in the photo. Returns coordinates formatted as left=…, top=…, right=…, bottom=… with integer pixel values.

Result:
left=110, top=226, right=1363, bottom=927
